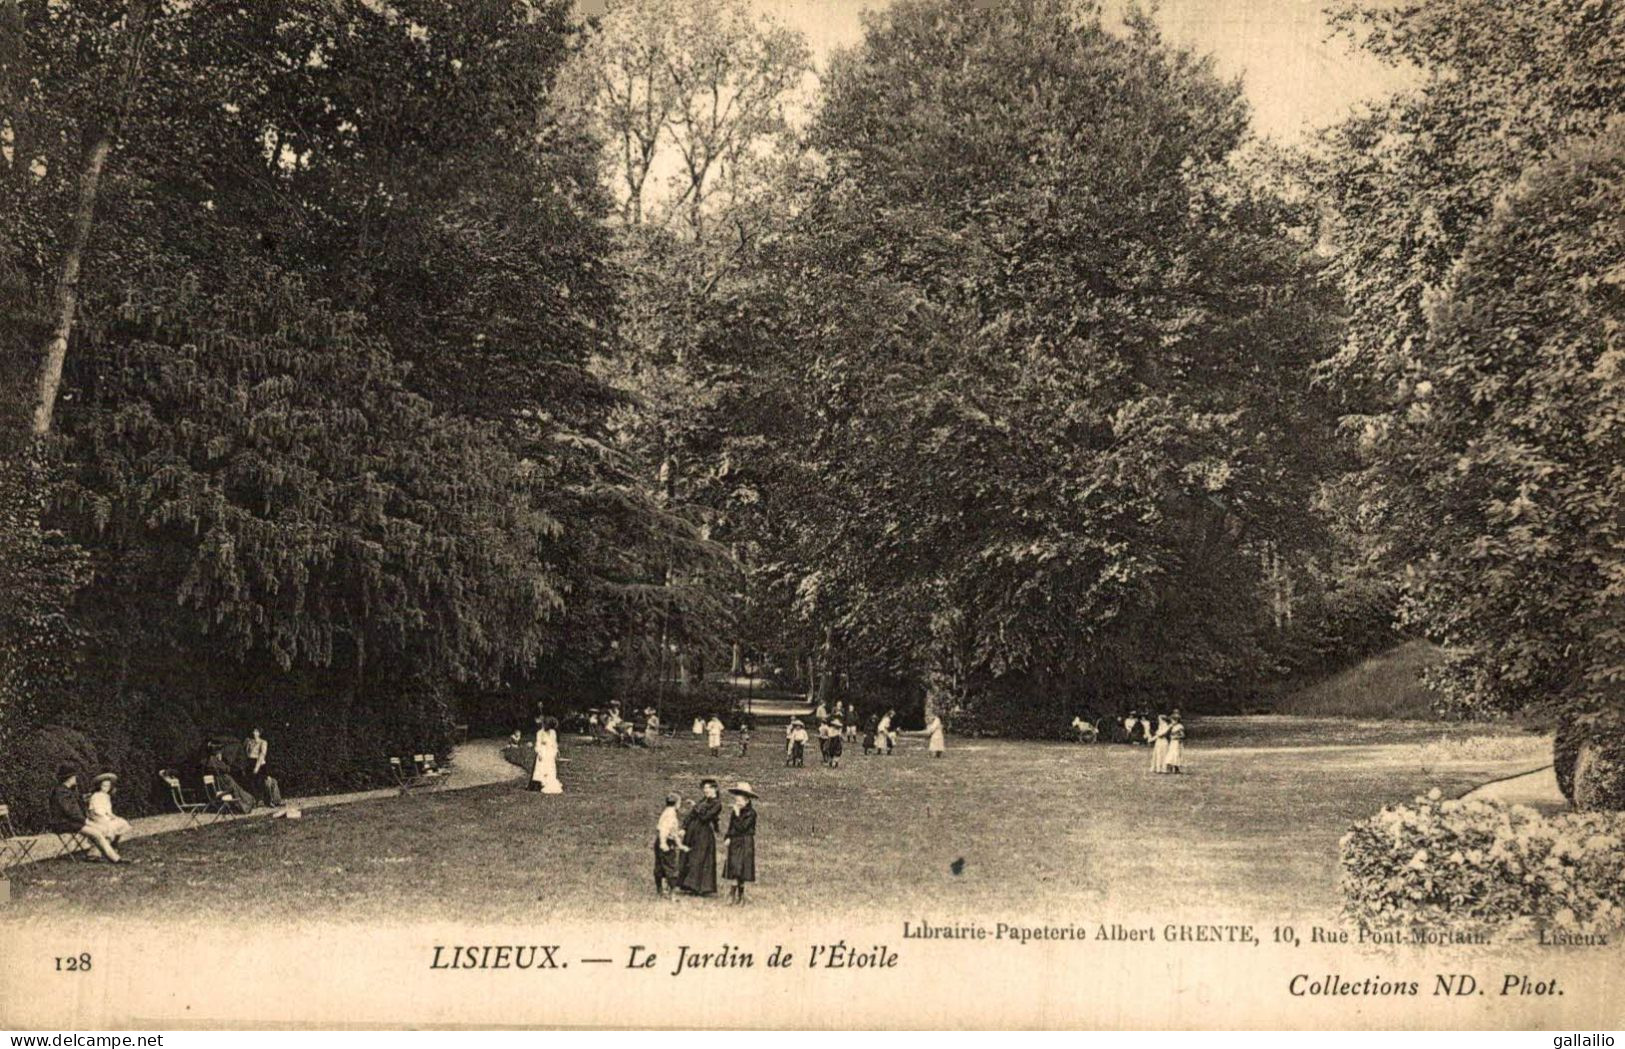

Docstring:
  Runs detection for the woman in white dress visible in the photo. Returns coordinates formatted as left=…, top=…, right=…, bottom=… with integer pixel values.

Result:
left=1165, top=712, right=1185, bottom=773
left=1149, top=714, right=1171, bottom=773
left=530, top=717, right=564, bottom=794
left=86, top=773, right=133, bottom=842
left=923, top=713, right=946, bottom=758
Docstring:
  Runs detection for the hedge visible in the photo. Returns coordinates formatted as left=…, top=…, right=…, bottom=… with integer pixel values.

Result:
left=1341, top=791, right=1625, bottom=936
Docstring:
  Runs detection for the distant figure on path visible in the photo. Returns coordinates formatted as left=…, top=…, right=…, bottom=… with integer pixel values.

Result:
left=705, top=714, right=725, bottom=757
left=46, top=766, right=124, bottom=863
left=529, top=717, right=564, bottom=794
left=678, top=779, right=722, bottom=896
left=1165, top=712, right=1185, bottom=774
left=86, top=773, right=133, bottom=843
left=723, top=782, right=758, bottom=905
left=1150, top=714, right=1171, bottom=773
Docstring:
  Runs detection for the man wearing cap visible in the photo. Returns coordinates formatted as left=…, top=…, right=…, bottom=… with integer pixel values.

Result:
left=46, top=765, right=125, bottom=863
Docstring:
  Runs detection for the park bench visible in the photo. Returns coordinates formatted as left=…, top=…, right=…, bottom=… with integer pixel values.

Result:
left=159, top=769, right=208, bottom=828
left=0, top=803, right=37, bottom=868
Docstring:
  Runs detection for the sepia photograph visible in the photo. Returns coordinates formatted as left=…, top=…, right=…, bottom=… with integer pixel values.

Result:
left=0, top=0, right=1621, bottom=1033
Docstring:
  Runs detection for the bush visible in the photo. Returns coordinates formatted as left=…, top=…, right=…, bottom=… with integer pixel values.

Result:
left=1341, top=791, right=1625, bottom=936
left=1574, top=736, right=1625, bottom=813
left=0, top=724, right=100, bottom=832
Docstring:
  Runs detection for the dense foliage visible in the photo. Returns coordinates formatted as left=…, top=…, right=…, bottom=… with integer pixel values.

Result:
left=1341, top=791, right=1625, bottom=934
left=1314, top=0, right=1625, bottom=723
left=749, top=0, right=1343, bottom=723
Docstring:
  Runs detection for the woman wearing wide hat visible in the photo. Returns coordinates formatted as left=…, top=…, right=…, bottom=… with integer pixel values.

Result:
left=677, top=778, right=722, bottom=896
left=723, top=782, right=757, bottom=905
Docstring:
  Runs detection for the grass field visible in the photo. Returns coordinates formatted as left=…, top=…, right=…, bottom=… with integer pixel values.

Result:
left=0, top=717, right=1548, bottom=929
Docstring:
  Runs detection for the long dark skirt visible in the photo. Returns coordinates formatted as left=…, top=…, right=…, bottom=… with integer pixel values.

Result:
left=724, top=836, right=756, bottom=883
left=677, top=825, right=718, bottom=895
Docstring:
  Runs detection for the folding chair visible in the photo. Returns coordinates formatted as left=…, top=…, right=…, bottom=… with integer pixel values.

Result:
left=0, top=803, right=38, bottom=868
left=159, top=769, right=207, bottom=828
left=200, top=775, right=240, bottom=821
left=414, top=754, right=449, bottom=790
left=53, top=829, right=94, bottom=861
left=389, top=757, right=425, bottom=795
left=420, top=753, right=452, bottom=785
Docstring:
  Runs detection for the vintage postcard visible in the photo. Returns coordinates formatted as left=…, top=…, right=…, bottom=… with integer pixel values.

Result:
left=1, top=0, right=1622, bottom=1032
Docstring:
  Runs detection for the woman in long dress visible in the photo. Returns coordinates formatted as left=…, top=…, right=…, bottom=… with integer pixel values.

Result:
left=1149, top=714, right=1171, bottom=773
left=529, top=717, right=564, bottom=794
left=677, top=779, right=722, bottom=896
left=1165, top=712, right=1185, bottom=773
left=923, top=713, right=946, bottom=758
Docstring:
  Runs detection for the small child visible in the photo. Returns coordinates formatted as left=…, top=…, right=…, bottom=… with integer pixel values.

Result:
left=862, top=716, right=877, bottom=755
left=706, top=714, right=724, bottom=757
left=723, top=783, right=758, bottom=905
left=790, top=721, right=809, bottom=767
left=784, top=719, right=798, bottom=766
left=827, top=718, right=844, bottom=768
left=653, top=792, right=687, bottom=898
left=817, top=719, right=832, bottom=766
left=737, top=719, right=751, bottom=757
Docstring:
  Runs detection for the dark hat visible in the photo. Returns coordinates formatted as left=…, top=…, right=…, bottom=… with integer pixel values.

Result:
left=699, top=777, right=719, bottom=789
left=56, top=763, right=77, bottom=782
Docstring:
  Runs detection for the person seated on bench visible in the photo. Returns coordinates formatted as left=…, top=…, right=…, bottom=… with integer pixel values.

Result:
left=86, top=772, right=133, bottom=843
left=47, top=765, right=125, bottom=863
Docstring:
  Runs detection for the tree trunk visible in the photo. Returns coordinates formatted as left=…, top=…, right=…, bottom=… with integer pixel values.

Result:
left=730, top=642, right=742, bottom=676
left=29, top=0, right=158, bottom=437
left=30, top=130, right=110, bottom=436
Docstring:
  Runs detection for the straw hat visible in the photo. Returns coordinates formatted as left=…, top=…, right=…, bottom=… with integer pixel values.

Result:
left=728, top=782, right=758, bottom=799
left=92, top=772, right=118, bottom=787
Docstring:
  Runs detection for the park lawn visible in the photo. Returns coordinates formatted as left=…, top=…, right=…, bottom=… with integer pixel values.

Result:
left=0, top=718, right=1548, bottom=929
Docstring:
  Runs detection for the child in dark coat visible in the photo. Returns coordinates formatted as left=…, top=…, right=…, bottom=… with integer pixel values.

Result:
left=723, top=782, right=758, bottom=905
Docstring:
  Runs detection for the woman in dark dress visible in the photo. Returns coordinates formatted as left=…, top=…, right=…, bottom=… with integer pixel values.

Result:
left=677, top=778, right=722, bottom=896
left=723, top=782, right=758, bottom=905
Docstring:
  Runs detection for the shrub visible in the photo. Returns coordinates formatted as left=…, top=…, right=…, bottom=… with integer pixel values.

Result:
left=1574, top=735, right=1625, bottom=813
left=1341, top=791, right=1625, bottom=936
left=0, top=724, right=100, bottom=832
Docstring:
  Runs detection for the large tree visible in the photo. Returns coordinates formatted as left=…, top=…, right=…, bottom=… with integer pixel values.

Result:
left=1314, top=0, right=1625, bottom=719
left=753, top=0, right=1342, bottom=725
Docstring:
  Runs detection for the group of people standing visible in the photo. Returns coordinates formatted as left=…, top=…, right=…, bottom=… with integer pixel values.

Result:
left=654, top=778, right=757, bottom=905
left=1145, top=711, right=1186, bottom=774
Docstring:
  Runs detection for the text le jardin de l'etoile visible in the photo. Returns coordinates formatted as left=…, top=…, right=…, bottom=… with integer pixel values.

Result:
left=429, top=942, right=896, bottom=977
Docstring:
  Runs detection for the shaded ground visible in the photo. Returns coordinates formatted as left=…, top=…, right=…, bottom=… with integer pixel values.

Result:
left=1271, top=640, right=1443, bottom=718
left=0, top=717, right=1548, bottom=929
